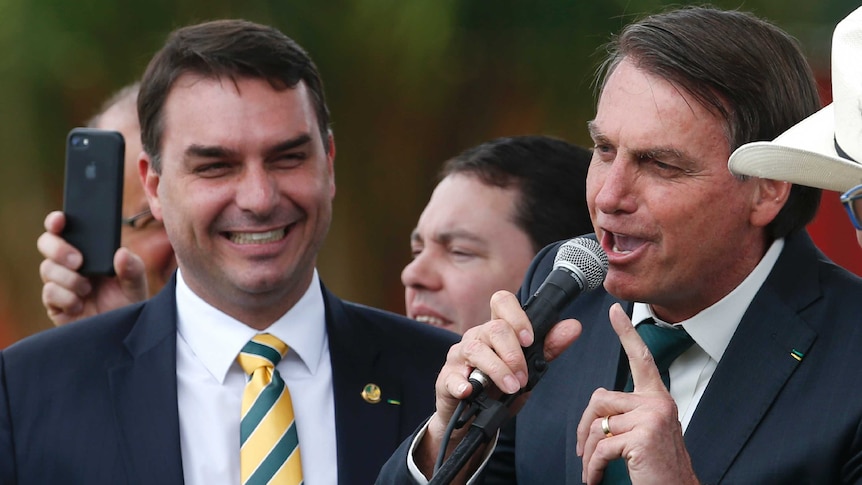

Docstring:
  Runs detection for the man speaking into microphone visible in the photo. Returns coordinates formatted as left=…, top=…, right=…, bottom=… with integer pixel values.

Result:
left=377, top=5, right=862, bottom=484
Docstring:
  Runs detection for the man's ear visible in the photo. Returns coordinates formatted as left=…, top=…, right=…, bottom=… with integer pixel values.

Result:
left=750, top=177, right=791, bottom=228
left=326, top=131, right=336, bottom=199
left=139, top=152, right=162, bottom=219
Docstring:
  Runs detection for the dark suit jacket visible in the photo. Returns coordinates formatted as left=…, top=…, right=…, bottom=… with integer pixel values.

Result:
left=0, top=277, right=458, bottom=485
left=379, top=231, right=862, bottom=483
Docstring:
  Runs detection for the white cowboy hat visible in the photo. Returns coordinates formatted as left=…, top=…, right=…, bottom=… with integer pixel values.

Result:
left=727, top=6, right=862, bottom=193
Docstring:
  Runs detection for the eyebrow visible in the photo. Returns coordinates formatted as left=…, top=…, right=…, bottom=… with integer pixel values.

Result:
left=409, top=229, right=422, bottom=244
left=637, top=147, right=687, bottom=162
left=183, top=133, right=314, bottom=160
left=410, top=228, right=487, bottom=246
left=586, top=120, right=599, bottom=138
left=587, top=121, right=691, bottom=165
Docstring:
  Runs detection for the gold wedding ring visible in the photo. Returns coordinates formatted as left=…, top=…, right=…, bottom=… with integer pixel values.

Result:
left=601, top=415, right=614, bottom=438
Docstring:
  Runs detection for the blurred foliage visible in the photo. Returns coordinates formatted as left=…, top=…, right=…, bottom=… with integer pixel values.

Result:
left=0, top=0, right=858, bottom=344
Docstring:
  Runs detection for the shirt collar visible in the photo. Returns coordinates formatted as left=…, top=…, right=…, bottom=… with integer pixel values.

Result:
left=175, top=268, right=327, bottom=384
left=631, top=238, right=784, bottom=362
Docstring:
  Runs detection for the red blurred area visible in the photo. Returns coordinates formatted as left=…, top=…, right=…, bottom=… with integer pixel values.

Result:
left=809, top=192, right=862, bottom=275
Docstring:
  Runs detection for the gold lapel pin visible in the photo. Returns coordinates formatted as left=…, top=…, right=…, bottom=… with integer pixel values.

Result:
left=361, top=383, right=382, bottom=404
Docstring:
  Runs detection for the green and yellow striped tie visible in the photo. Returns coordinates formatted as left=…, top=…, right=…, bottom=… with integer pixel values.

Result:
left=238, top=334, right=303, bottom=485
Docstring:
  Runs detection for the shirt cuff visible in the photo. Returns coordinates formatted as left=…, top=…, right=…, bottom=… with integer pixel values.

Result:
left=406, top=412, right=500, bottom=484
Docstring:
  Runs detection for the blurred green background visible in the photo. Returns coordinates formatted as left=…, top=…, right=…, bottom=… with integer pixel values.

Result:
left=1, top=0, right=858, bottom=345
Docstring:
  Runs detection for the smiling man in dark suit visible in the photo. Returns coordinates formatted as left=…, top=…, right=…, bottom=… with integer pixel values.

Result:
left=0, top=19, right=457, bottom=485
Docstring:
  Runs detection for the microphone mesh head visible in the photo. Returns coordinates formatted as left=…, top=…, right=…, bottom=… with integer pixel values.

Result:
left=553, top=237, right=609, bottom=291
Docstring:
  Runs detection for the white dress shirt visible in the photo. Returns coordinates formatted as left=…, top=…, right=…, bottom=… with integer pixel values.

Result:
left=175, top=269, right=337, bottom=485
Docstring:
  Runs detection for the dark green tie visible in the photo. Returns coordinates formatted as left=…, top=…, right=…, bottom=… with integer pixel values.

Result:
left=624, top=320, right=695, bottom=391
left=601, top=319, right=695, bottom=484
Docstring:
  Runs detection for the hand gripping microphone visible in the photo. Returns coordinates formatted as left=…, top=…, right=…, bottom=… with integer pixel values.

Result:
left=433, top=239, right=608, bottom=484
left=469, top=236, right=609, bottom=395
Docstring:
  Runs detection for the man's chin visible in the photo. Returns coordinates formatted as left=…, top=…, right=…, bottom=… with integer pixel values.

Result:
left=602, top=271, right=646, bottom=302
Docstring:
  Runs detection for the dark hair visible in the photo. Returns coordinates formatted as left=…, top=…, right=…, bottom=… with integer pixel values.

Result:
left=596, top=6, right=822, bottom=239
left=137, top=19, right=331, bottom=172
left=441, top=135, right=594, bottom=252
left=87, top=82, right=140, bottom=128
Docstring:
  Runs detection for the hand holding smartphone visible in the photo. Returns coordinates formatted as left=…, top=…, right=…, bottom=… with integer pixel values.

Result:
left=62, top=127, right=125, bottom=275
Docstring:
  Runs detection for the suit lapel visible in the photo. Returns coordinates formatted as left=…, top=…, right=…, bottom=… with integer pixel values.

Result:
left=323, top=286, right=403, bottom=485
left=107, top=280, right=185, bottom=484
left=684, top=234, right=819, bottom=483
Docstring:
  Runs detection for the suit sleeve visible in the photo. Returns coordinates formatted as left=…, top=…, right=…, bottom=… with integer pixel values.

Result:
left=0, top=351, right=18, bottom=485
left=375, top=426, right=424, bottom=484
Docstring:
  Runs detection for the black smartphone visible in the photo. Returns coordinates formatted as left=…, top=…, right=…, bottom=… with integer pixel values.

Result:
left=62, top=127, right=125, bottom=275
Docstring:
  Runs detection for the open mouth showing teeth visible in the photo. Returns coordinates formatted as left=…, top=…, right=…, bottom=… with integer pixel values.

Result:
left=613, top=243, right=632, bottom=254
left=414, top=315, right=451, bottom=327
left=228, top=228, right=286, bottom=244
left=611, top=233, right=646, bottom=254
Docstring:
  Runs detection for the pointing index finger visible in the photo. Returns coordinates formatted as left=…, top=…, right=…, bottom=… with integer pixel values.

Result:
left=608, top=303, right=665, bottom=393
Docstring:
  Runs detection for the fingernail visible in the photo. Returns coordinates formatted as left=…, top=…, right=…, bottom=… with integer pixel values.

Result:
left=456, top=382, right=470, bottom=396
left=515, top=371, right=528, bottom=387
left=503, top=375, right=520, bottom=394
left=519, top=329, right=532, bottom=345
left=67, top=253, right=82, bottom=268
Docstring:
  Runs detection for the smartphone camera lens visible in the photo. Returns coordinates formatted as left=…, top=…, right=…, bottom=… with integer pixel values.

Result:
left=70, top=135, right=89, bottom=148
